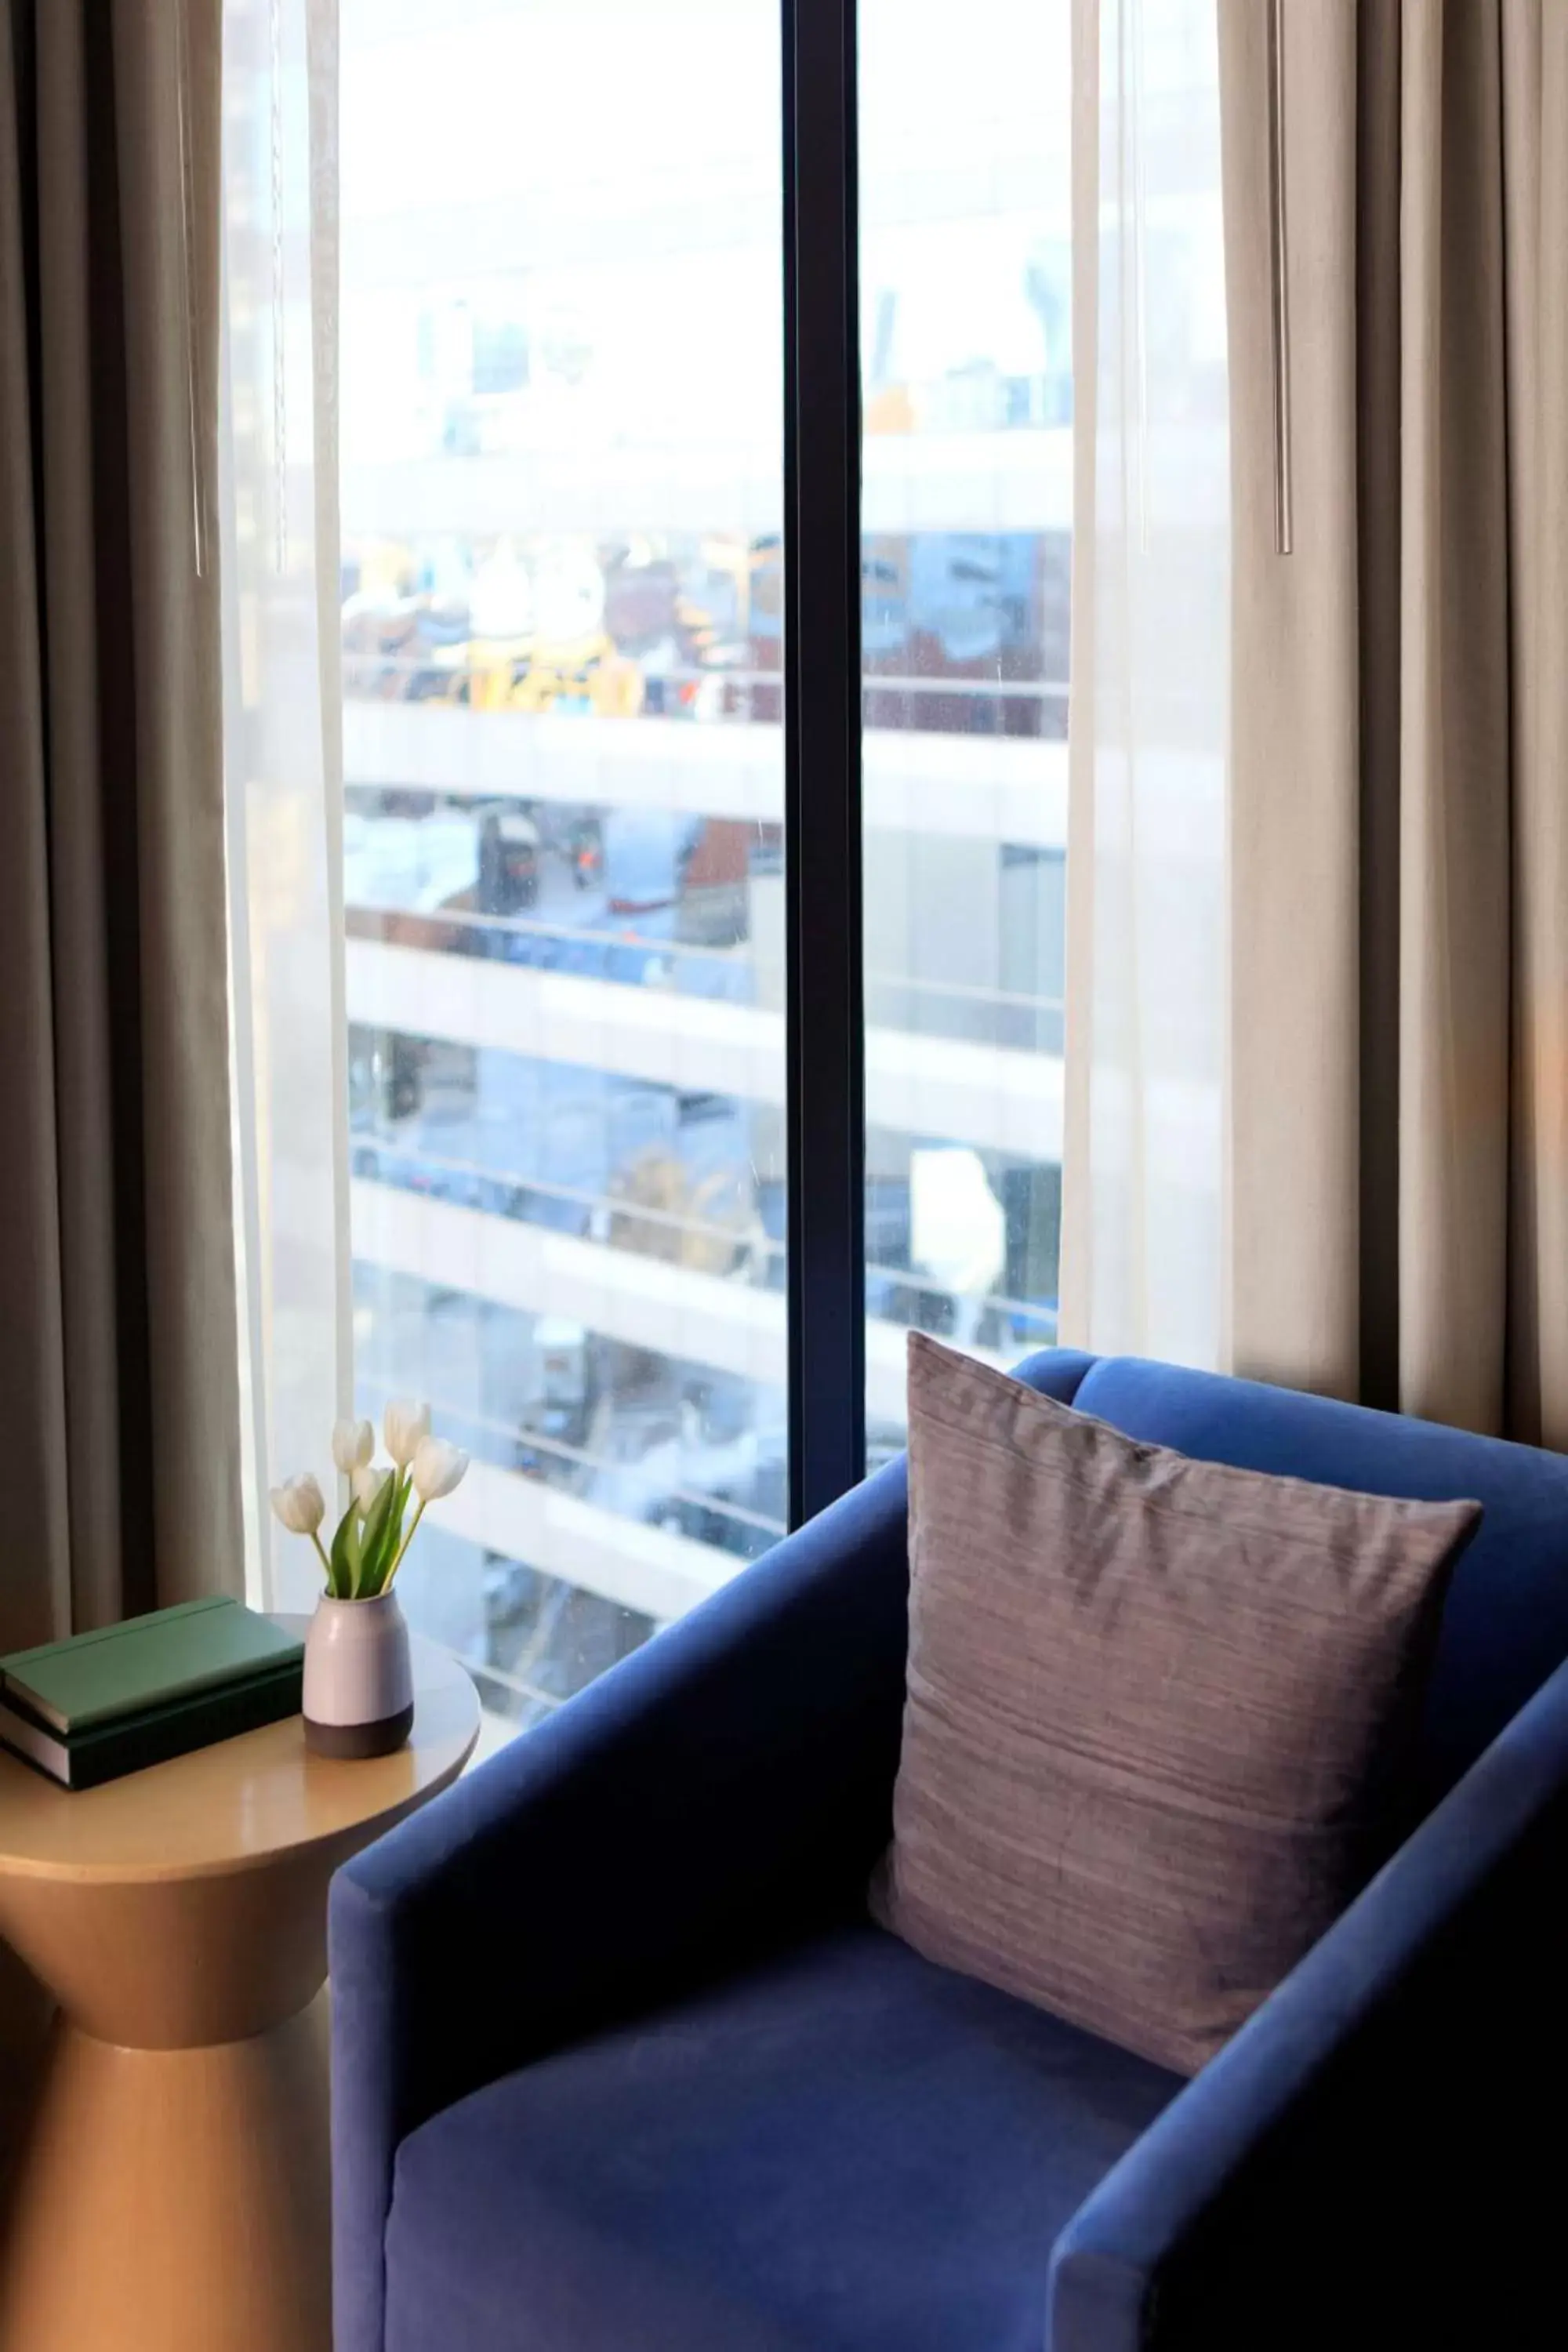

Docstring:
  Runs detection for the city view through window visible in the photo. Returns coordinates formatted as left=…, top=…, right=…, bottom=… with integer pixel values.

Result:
left=335, top=0, right=1073, bottom=1739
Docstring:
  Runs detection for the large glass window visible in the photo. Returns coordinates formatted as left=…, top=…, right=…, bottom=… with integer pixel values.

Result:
left=228, top=0, right=1088, bottom=1753
left=858, top=0, right=1073, bottom=1450
left=338, top=0, right=785, bottom=1737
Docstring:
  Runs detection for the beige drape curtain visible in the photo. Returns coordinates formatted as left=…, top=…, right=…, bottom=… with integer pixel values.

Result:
left=221, top=0, right=353, bottom=1613
left=1221, top=0, right=1568, bottom=1444
left=1062, top=0, right=1231, bottom=1367
left=0, top=0, right=239, bottom=1654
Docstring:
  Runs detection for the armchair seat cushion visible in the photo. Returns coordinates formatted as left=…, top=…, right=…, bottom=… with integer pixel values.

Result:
left=383, top=1922, right=1179, bottom=2352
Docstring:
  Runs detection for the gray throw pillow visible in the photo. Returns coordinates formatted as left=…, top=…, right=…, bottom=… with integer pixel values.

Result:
left=870, top=1334, right=1482, bottom=2076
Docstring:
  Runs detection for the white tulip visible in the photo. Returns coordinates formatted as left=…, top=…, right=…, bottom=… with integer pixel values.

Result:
left=353, top=1464, right=392, bottom=1514
left=410, top=1435, right=469, bottom=1502
left=332, top=1417, right=375, bottom=1476
left=270, top=1473, right=326, bottom=1537
left=383, top=1399, right=431, bottom=1468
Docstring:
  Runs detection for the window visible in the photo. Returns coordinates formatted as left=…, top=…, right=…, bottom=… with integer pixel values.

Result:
left=224, top=0, right=1084, bottom=1751
left=335, top=0, right=786, bottom=1736
left=859, top=0, right=1073, bottom=1458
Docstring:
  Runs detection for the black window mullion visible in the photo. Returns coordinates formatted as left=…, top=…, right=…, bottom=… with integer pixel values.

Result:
left=782, top=0, right=865, bottom=1526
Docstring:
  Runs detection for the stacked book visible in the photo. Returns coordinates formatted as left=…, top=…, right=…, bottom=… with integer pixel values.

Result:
left=0, top=1599, right=305, bottom=1790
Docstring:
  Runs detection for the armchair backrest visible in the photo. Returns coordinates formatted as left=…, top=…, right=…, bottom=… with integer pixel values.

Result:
left=1020, top=1351, right=1568, bottom=1795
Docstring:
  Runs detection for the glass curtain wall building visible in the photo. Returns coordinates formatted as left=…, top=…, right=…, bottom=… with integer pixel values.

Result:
left=336, top=0, right=1072, bottom=1736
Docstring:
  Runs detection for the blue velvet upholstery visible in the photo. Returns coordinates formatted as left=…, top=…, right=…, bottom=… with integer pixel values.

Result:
left=383, top=1925, right=1178, bottom=2352
left=1070, top=1357, right=1568, bottom=1791
left=332, top=1348, right=1568, bottom=2350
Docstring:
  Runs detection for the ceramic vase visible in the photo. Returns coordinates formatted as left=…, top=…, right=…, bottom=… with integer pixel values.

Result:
left=303, top=1591, right=414, bottom=1759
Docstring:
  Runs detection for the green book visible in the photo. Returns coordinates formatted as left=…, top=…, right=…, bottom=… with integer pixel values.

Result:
left=0, top=1598, right=303, bottom=1736
left=0, top=1656, right=304, bottom=1791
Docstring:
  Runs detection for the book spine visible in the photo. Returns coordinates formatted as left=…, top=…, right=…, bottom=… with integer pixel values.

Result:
left=67, top=1666, right=305, bottom=1791
left=0, top=1704, right=67, bottom=1780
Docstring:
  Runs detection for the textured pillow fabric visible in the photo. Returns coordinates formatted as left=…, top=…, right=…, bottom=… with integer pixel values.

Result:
left=871, top=1334, right=1483, bottom=2076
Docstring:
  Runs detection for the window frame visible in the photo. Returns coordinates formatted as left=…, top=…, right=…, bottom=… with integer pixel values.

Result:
left=782, top=0, right=868, bottom=1525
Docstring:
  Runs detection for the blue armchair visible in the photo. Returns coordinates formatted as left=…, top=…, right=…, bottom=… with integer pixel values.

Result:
left=330, top=1353, right=1568, bottom=2350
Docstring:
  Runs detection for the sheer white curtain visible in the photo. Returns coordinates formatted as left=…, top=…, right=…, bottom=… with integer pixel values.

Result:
left=220, top=0, right=350, bottom=1608
left=1060, top=0, right=1230, bottom=1367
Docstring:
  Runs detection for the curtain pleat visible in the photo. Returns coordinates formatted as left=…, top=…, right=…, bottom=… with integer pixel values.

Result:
left=1221, top=0, right=1568, bottom=1444
left=1502, top=1, right=1568, bottom=1446
left=219, top=0, right=352, bottom=1611
left=1220, top=0, right=1364, bottom=1403
left=0, top=0, right=240, bottom=1649
left=0, top=0, right=73, bottom=1645
left=1395, top=0, right=1512, bottom=1436
left=1062, top=0, right=1231, bottom=1367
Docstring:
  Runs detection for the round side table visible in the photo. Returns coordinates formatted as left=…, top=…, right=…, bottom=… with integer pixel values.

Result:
left=0, top=1622, right=479, bottom=2352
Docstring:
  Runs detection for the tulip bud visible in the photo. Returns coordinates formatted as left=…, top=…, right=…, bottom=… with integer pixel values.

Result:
left=270, top=1472, right=326, bottom=1537
left=411, top=1435, right=469, bottom=1502
left=332, top=1417, right=375, bottom=1476
left=383, top=1399, right=431, bottom=1468
left=353, top=1464, right=392, bottom=1514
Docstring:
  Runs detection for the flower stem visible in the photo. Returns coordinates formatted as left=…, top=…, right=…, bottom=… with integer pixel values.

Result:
left=311, top=1529, right=334, bottom=1594
left=383, top=1495, right=426, bottom=1589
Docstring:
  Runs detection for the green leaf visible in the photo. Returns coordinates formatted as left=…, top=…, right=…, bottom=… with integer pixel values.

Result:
left=354, top=1470, right=401, bottom=1599
left=374, top=1468, right=415, bottom=1593
left=328, top=1498, right=361, bottom=1600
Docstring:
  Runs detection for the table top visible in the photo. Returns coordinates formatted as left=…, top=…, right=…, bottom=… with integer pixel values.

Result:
left=0, top=1619, right=480, bottom=1886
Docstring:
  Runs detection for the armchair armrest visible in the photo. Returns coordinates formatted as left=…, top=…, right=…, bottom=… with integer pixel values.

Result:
left=330, top=1456, right=913, bottom=2352
left=1048, top=1653, right=1568, bottom=2351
